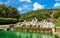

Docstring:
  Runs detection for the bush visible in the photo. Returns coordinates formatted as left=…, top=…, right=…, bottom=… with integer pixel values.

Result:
left=54, top=22, right=60, bottom=26
left=0, top=18, right=18, bottom=25
left=58, top=17, right=60, bottom=21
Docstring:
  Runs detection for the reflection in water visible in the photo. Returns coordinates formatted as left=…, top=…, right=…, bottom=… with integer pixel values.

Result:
left=0, top=31, right=59, bottom=38
left=17, top=32, right=55, bottom=38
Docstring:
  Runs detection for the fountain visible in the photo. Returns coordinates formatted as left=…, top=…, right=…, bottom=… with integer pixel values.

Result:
left=16, top=18, right=55, bottom=33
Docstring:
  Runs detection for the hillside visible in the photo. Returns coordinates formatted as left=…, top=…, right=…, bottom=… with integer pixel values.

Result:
left=20, top=9, right=60, bottom=21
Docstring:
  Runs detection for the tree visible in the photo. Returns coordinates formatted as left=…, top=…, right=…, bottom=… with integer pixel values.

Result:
left=0, top=4, right=20, bottom=22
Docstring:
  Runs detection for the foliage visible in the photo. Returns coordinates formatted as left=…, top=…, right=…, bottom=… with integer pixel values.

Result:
left=54, top=22, right=60, bottom=26
left=0, top=18, right=17, bottom=25
left=0, top=4, right=20, bottom=24
left=0, top=4, right=20, bottom=19
left=58, top=17, right=60, bottom=21
left=20, top=9, right=60, bottom=21
left=53, top=9, right=60, bottom=19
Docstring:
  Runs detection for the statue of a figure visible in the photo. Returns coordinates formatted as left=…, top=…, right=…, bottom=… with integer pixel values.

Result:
left=24, top=20, right=26, bottom=23
left=34, top=18, right=38, bottom=22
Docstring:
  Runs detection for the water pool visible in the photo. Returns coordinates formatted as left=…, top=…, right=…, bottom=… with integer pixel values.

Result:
left=0, top=31, right=59, bottom=38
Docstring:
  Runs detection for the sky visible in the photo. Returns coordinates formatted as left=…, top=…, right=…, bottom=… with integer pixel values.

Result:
left=0, top=0, right=60, bottom=14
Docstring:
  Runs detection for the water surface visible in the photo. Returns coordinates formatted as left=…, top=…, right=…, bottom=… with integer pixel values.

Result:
left=0, top=31, right=59, bottom=38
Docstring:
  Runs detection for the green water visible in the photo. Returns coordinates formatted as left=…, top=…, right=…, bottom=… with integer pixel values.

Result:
left=0, top=31, right=59, bottom=38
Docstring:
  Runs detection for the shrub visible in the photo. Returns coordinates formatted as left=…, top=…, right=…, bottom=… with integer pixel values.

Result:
left=0, top=18, right=18, bottom=25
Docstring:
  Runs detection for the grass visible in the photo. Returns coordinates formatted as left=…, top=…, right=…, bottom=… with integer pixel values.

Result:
left=54, top=22, right=60, bottom=27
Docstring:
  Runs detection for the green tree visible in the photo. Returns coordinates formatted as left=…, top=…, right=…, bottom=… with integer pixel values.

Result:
left=0, top=4, right=20, bottom=22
